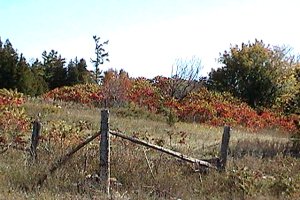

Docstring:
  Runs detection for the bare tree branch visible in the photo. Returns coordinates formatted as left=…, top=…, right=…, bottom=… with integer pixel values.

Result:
left=170, top=56, right=203, bottom=101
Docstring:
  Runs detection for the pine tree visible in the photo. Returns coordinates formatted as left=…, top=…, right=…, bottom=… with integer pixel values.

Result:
left=0, top=39, right=18, bottom=89
left=66, top=59, right=79, bottom=86
left=31, top=59, right=48, bottom=95
left=42, top=50, right=67, bottom=90
left=66, top=58, right=93, bottom=86
left=15, top=54, right=35, bottom=95
left=91, top=35, right=109, bottom=84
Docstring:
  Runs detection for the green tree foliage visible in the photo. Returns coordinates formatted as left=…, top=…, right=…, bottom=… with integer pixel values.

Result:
left=66, top=58, right=93, bottom=86
left=0, top=39, right=41, bottom=95
left=91, top=35, right=109, bottom=84
left=208, top=40, right=298, bottom=110
left=31, top=59, right=49, bottom=95
left=0, top=37, right=97, bottom=95
left=66, top=59, right=79, bottom=86
left=42, top=50, right=67, bottom=90
left=76, top=58, right=93, bottom=83
left=15, top=54, right=36, bottom=95
left=0, top=39, right=18, bottom=89
left=276, top=61, right=300, bottom=114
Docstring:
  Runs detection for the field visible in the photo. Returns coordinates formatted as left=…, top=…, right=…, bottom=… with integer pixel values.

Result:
left=0, top=95, right=300, bottom=200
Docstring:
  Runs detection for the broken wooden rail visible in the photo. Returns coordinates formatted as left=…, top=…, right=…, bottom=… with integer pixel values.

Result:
left=30, top=109, right=230, bottom=197
left=36, top=130, right=102, bottom=187
left=99, top=109, right=231, bottom=195
left=109, top=130, right=215, bottom=168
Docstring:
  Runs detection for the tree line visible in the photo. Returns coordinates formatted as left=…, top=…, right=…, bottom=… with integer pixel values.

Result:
left=0, top=38, right=94, bottom=96
left=0, top=37, right=299, bottom=114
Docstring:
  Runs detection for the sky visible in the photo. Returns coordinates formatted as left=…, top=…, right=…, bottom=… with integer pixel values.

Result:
left=1, top=0, right=300, bottom=78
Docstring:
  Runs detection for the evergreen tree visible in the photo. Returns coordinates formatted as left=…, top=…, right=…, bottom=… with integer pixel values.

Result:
left=15, top=54, right=35, bottom=95
left=42, top=50, right=67, bottom=90
left=77, top=58, right=93, bottom=83
left=31, top=59, right=48, bottom=95
left=66, top=58, right=93, bottom=86
left=0, top=39, right=18, bottom=89
left=66, top=59, right=79, bottom=86
left=91, top=35, right=109, bottom=84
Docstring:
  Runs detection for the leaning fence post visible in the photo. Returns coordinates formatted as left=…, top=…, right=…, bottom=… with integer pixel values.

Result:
left=99, top=109, right=110, bottom=195
left=218, top=126, right=231, bottom=171
left=30, top=119, right=42, bottom=161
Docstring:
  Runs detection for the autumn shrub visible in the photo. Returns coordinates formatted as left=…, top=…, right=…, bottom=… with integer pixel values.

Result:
left=42, top=76, right=297, bottom=132
left=102, top=69, right=132, bottom=107
left=127, top=78, right=162, bottom=112
left=163, top=87, right=297, bottom=132
left=112, top=103, right=165, bottom=122
left=0, top=89, right=29, bottom=144
left=152, top=76, right=173, bottom=97
left=1, top=97, right=300, bottom=199
left=43, top=71, right=132, bottom=108
left=43, top=83, right=103, bottom=106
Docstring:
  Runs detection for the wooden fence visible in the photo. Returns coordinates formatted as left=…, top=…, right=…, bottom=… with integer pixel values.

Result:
left=99, top=110, right=230, bottom=195
left=31, top=109, right=231, bottom=195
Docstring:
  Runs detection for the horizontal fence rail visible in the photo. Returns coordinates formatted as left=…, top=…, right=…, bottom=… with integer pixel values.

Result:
left=25, top=109, right=231, bottom=197
left=109, top=130, right=216, bottom=168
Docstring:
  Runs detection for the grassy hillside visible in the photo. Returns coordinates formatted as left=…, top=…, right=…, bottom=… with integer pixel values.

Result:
left=1, top=94, right=300, bottom=199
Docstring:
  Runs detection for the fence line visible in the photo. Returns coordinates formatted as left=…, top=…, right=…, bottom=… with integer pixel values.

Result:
left=28, top=109, right=231, bottom=195
left=99, top=110, right=231, bottom=194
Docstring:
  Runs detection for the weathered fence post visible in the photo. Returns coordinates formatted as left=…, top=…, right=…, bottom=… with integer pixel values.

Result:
left=99, top=109, right=110, bottom=195
left=30, top=120, right=42, bottom=160
left=218, top=126, right=231, bottom=171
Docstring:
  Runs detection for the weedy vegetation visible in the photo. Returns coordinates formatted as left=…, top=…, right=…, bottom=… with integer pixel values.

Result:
left=0, top=88, right=299, bottom=200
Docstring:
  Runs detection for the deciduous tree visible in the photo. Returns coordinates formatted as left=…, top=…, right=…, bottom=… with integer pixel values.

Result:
left=208, top=40, right=295, bottom=109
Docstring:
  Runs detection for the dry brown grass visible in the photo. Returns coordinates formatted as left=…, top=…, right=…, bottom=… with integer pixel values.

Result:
left=0, top=98, right=299, bottom=199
